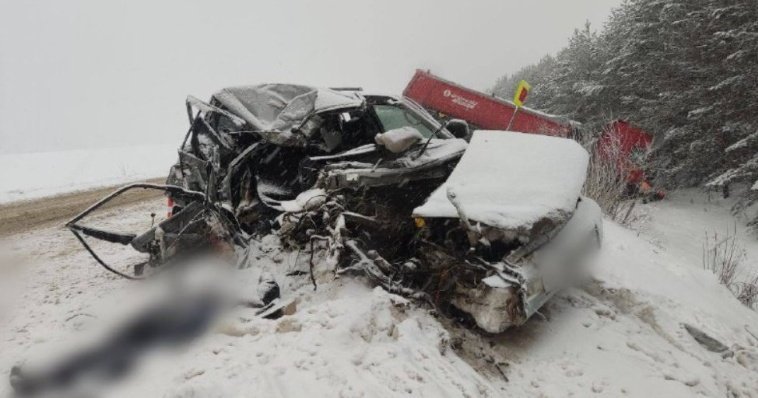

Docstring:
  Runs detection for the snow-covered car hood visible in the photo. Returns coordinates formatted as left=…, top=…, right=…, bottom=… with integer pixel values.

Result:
left=413, top=131, right=589, bottom=231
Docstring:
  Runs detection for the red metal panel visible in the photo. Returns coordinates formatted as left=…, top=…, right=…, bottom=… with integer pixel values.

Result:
left=403, top=70, right=571, bottom=137
left=597, top=120, right=653, bottom=159
left=596, top=120, right=654, bottom=183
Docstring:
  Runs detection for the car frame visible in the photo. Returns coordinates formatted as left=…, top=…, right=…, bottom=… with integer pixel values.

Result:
left=67, top=84, right=601, bottom=333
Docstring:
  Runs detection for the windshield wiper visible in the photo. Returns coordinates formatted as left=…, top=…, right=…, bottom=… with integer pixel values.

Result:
left=413, top=120, right=449, bottom=160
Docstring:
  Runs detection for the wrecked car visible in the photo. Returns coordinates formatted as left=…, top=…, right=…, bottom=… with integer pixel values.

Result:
left=67, top=84, right=602, bottom=333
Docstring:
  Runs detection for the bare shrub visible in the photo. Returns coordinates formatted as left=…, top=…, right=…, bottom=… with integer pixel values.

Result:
left=702, top=226, right=758, bottom=309
left=580, top=130, right=636, bottom=224
left=733, top=275, right=758, bottom=310
left=702, top=226, right=742, bottom=286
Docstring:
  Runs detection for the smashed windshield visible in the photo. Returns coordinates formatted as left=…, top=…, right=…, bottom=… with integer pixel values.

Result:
left=373, top=104, right=437, bottom=138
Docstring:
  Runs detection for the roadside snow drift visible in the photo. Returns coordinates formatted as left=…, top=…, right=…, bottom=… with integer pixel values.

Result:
left=0, top=145, right=175, bottom=204
left=413, top=131, right=588, bottom=230
left=2, top=192, right=758, bottom=397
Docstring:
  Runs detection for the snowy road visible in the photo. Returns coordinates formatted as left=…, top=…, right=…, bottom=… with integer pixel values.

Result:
left=0, top=178, right=165, bottom=238
left=1, top=195, right=758, bottom=397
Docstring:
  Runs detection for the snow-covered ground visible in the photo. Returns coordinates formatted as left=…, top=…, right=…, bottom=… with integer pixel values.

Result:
left=0, top=145, right=176, bottom=204
left=633, top=188, right=758, bottom=278
left=1, top=192, right=758, bottom=397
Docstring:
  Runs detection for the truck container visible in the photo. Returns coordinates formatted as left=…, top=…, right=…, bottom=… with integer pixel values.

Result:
left=403, top=69, right=574, bottom=137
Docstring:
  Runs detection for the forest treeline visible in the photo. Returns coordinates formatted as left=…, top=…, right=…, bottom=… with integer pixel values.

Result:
left=492, top=0, right=757, bottom=217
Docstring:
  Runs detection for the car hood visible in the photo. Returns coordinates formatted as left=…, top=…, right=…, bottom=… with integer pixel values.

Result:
left=412, top=131, right=589, bottom=231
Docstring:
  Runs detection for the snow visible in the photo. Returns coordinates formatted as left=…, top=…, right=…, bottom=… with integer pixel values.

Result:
left=115, top=284, right=501, bottom=397
left=394, top=138, right=467, bottom=168
left=0, top=145, right=176, bottom=204
left=726, top=132, right=758, bottom=153
left=313, top=88, right=364, bottom=112
left=2, top=190, right=758, bottom=397
left=213, top=85, right=362, bottom=133
left=706, top=168, right=740, bottom=188
left=688, top=106, right=714, bottom=119
left=632, top=188, right=758, bottom=277
left=413, top=131, right=589, bottom=231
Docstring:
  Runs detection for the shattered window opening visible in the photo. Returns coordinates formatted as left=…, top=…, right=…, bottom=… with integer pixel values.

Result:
left=373, top=104, right=438, bottom=138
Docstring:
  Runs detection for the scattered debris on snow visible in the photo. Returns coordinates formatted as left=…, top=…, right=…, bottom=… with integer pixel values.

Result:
left=3, top=190, right=758, bottom=397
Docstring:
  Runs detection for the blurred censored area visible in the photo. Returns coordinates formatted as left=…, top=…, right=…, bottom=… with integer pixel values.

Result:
left=8, top=258, right=284, bottom=397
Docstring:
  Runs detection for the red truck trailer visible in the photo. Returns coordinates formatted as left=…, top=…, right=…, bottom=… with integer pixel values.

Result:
left=597, top=120, right=663, bottom=199
left=596, top=120, right=653, bottom=171
left=403, top=70, right=662, bottom=199
left=403, top=69, right=574, bottom=137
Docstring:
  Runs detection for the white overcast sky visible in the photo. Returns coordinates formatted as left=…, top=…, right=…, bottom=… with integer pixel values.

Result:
left=0, top=0, right=621, bottom=154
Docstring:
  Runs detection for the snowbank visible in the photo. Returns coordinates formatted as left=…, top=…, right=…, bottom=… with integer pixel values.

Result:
left=2, top=191, right=758, bottom=397
left=113, top=283, right=502, bottom=397
left=632, top=188, right=758, bottom=276
left=0, top=145, right=176, bottom=203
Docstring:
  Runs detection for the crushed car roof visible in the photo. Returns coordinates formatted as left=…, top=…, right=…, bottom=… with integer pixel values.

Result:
left=212, top=84, right=364, bottom=132
left=413, top=131, right=589, bottom=231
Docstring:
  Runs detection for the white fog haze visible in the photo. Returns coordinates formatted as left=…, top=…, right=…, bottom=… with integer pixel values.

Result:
left=0, top=0, right=621, bottom=154
left=4, top=2, right=758, bottom=397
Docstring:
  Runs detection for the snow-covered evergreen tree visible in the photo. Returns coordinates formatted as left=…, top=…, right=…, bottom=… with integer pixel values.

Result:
left=493, top=0, right=758, bottom=224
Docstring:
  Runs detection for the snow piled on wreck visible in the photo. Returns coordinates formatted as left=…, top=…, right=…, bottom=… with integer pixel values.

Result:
left=114, top=283, right=500, bottom=398
left=413, top=131, right=588, bottom=230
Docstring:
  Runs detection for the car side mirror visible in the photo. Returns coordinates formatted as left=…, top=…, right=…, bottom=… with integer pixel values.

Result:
left=446, top=119, right=470, bottom=141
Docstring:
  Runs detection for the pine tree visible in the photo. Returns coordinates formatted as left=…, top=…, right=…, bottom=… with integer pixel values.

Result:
left=492, top=0, right=758, bottom=225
